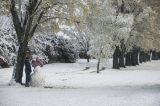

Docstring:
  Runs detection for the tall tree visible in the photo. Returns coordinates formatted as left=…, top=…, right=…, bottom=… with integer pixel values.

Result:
left=10, top=0, right=45, bottom=83
left=8, top=0, right=91, bottom=84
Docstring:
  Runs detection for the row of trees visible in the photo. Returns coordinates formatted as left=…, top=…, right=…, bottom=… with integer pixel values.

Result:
left=86, top=0, right=160, bottom=73
left=111, top=0, right=160, bottom=69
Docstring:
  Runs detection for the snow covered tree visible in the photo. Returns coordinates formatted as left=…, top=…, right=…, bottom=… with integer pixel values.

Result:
left=143, top=0, right=160, bottom=60
left=86, top=0, right=160, bottom=70
left=88, top=33, right=113, bottom=73
left=125, top=0, right=156, bottom=65
left=7, top=0, right=91, bottom=84
left=87, top=0, right=134, bottom=71
left=112, top=13, right=134, bottom=69
left=87, top=0, right=115, bottom=72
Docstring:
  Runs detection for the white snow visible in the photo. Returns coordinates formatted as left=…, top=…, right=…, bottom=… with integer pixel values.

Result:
left=30, top=66, right=45, bottom=87
left=0, top=59, right=160, bottom=106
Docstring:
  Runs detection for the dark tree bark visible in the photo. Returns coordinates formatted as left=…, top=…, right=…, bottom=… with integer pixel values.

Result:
left=152, top=51, right=159, bottom=60
left=113, top=46, right=120, bottom=69
left=131, top=49, right=139, bottom=66
left=143, top=52, right=147, bottom=62
left=86, top=41, right=90, bottom=63
left=135, top=51, right=139, bottom=65
left=119, top=39, right=126, bottom=68
left=158, top=52, right=160, bottom=60
left=125, top=52, right=132, bottom=66
left=131, top=52, right=135, bottom=66
left=14, top=43, right=28, bottom=83
left=119, top=51, right=125, bottom=68
left=97, top=58, right=101, bottom=73
left=139, top=51, right=144, bottom=63
left=146, top=52, right=151, bottom=61
left=139, top=51, right=142, bottom=63
left=139, top=51, right=147, bottom=63
left=87, top=56, right=90, bottom=63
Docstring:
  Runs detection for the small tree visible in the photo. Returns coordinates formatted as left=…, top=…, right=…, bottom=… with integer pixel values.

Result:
left=88, top=34, right=113, bottom=73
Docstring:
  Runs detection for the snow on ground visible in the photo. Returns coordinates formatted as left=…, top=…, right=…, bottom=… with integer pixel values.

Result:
left=0, top=59, right=160, bottom=106
left=43, top=59, right=160, bottom=88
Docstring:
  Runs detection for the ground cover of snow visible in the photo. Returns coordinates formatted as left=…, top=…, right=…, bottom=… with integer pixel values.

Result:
left=0, top=59, right=160, bottom=106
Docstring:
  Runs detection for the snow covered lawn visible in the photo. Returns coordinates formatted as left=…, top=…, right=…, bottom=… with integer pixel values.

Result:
left=0, top=59, right=160, bottom=106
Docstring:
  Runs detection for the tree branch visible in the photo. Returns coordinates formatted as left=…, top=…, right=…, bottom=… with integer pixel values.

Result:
left=10, top=0, right=23, bottom=43
left=29, top=10, right=44, bottom=38
left=52, top=2, right=73, bottom=6
left=40, top=16, right=81, bottom=24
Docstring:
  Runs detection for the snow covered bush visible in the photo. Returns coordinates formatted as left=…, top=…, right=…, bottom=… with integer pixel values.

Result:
left=53, top=36, right=79, bottom=63
left=0, top=29, right=17, bottom=68
left=60, top=26, right=91, bottom=62
left=72, top=30, right=91, bottom=62
left=29, top=33, right=51, bottom=64
left=0, top=16, right=17, bottom=68
left=30, top=31, right=79, bottom=63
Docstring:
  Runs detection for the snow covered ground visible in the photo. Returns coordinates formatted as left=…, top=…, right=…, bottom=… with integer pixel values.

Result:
left=0, top=59, right=160, bottom=106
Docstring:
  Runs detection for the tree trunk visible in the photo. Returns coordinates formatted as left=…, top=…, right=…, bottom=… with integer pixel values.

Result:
left=14, top=42, right=28, bottom=83
left=97, top=58, right=101, bottom=73
left=150, top=51, right=152, bottom=61
left=140, top=51, right=147, bottom=63
left=14, top=48, right=25, bottom=83
left=152, top=51, right=155, bottom=60
left=158, top=52, right=160, bottom=60
left=146, top=52, right=151, bottom=61
left=87, top=55, right=90, bottom=63
left=144, top=52, right=147, bottom=62
left=139, top=51, right=144, bottom=63
left=131, top=52, right=135, bottom=66
left=135, top=51, right=139, bottom=65
left=152, top=51, right=159, bottom=60
left=131, top=50, right=139, bottom=66
left=125, top=52, right=132, bottom=66
left=136, top=51, right=139, bottom=65
left=119, top=51, right=125, bottom=68
left=86, top=41, right=90, bottom=63
left=113, top=46, right=120, bottom=69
